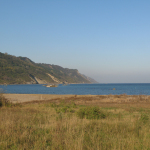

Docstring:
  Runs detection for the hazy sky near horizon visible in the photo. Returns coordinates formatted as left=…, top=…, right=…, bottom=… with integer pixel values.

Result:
left=0, top=0, right=150, bottom=83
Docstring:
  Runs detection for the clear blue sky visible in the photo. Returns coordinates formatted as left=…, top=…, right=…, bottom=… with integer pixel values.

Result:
left=0, top=0, right=150, bottom=83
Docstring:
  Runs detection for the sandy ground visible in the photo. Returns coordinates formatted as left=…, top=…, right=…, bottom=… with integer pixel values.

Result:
left=3, top=94, right=96, bottom=103
left=3, top=94, right=150, bottom=108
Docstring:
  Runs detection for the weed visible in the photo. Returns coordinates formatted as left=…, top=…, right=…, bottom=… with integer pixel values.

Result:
left=71, top=101, right=76, bottom=108
left=59, top=100, right=66, bottom=107
left=140, top=113, right=149, bottom=124
left=55, top=108, right=61, bottom=113
left=68, top=108, right=74, bottom=113
left=56, top=113, right=63, bottom=121
left=134, top=120, right=142, bottom=137
left=61, top=107, right=68, bottom=113
left=51, top=100, right=76, bottom=114
left=50, top=103, right=57, bottom=108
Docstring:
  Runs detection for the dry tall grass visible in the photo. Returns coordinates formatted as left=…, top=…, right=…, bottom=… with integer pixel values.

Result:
left=1, top=95, right=150, bottom=150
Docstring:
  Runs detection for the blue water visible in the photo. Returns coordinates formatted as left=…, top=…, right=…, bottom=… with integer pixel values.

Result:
left=0, top=84, right=150, bottom=95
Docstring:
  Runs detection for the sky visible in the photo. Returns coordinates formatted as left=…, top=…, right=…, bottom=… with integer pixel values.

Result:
left=0, top=0, right=150, bottom=83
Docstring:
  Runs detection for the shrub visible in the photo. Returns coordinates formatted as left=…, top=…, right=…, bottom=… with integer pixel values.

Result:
left=56, top=113, right=63, bottom=121
left=71, top=101, right=76, bottom=108
left=76, top=108, right=86, bottom=119
left=76, top=106, right=106, bottom=119
left=51, top=100, right=76, bottom=114
left=0, top=93, right=12, bottom=107
left=61, top=107, right=68, bottom=113
left=55, top=106, right=74, bottom=114
left=50, top=103, right=57, bottom=108
left=140, top=113, right=149, bottom=124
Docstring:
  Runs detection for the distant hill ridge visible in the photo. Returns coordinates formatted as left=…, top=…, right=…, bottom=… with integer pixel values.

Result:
left=81, top=74, right=98, bottom=84
left=0, top=52, right=98, bottom=84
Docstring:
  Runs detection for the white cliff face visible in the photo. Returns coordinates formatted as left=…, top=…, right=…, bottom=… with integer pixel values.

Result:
left=34, top=77, right=47, bottom=84
left=29, top=76, right=47, bottom=84
left=47, top=73, right=62, bottom=83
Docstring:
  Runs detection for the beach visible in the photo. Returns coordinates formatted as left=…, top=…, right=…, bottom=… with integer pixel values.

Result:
left=3, top=94, right=150, bottom=109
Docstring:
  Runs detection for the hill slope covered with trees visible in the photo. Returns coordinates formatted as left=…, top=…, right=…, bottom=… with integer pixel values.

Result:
left=0, top=52, right=97, bottom=84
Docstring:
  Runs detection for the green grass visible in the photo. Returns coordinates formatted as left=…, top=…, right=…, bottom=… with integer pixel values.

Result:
left=76, top=106, right=106, bottom=119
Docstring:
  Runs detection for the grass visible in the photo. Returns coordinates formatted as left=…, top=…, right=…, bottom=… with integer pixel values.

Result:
left=1, top=97, right=150, bottom=149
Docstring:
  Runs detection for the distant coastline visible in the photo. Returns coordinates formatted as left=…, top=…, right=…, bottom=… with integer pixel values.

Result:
left=0, top=52, right=98, bottom=85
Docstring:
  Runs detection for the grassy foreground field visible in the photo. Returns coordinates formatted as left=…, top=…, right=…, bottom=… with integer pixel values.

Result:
left=1, top=94, right=150, bottom=150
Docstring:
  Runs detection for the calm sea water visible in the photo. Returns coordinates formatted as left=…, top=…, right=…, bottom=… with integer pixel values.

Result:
left=0, top=83, right=150, bottom=95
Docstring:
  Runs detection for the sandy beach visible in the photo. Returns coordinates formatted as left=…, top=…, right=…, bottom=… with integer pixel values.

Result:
left=3, top=94, right=103, bottom=103
left=3, top=94, right=150, bottom=108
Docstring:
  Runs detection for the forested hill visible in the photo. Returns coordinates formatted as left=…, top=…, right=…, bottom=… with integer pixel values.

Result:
left=0, top=52, right=97, bottom=84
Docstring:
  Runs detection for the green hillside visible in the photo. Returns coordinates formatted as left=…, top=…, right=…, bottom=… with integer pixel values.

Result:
left=0, top=52, right=94, bottom=84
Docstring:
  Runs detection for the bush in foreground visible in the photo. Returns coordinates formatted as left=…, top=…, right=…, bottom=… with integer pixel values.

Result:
left=0, top=93, right=12, bottom=107
left=50, top=100, right=76, bottom=114
left=0, top=93, right=20, bottom=107
left=76, top=106, right=106, bottom=119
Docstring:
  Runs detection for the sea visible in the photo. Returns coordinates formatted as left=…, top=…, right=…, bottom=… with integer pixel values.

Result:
left=0, top=83, right=150, bottom=95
